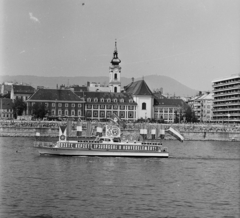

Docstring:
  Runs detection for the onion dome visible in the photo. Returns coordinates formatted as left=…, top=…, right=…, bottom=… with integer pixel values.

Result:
left=111, top=40, right=121, bottom=65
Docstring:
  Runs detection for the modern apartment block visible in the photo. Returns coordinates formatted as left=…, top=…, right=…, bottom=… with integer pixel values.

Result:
left=212, top=74, right=240, bottom=123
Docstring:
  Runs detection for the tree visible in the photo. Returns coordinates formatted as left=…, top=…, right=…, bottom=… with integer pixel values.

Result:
left=12, top=98, right=27, bottom=119
left=32, top=102, right=48, bottom=119
left=184, top=106, right=198, bottom=123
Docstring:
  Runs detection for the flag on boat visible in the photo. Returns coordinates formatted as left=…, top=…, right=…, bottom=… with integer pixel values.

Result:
left=166, top=127, right=184, bottom=142
left=59, top=126, right=67, bottom=141
left=86, top=121, right=92, bottom=137
left=66, top=119, right=72, bottom=137
left=76, top=120, right=82, bottom=137
left=109, top=113, right=126, bottom=128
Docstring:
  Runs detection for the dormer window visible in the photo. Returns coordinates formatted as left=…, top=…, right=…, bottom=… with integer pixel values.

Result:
left=107, top=98, right=111, bottom=103
left=100, top=98, right=104, bottom=102
left=87, top=98, right=91, bottom=102
left=120, top=98, right=124, bottom=103
left=129, top=99, right=133, bottom=103
left=94, top=98, right=98, bottom=102
left=113, top=98, right=117, bottom=103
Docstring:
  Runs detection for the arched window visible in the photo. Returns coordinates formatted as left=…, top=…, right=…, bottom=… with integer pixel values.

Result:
left=114, top=87, right=117, bottom=93
left=114, top=73, right=117, bottom=80
left=142, top=102, right=146, bottom=110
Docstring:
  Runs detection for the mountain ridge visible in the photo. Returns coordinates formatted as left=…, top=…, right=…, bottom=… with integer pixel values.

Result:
left=0, top=75, right=199, bottom=97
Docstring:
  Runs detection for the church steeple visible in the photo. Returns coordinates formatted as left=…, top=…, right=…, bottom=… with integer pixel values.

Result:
left=109, top=40, right=122, bottom=93
left=111, top=40, right=121, bottom=66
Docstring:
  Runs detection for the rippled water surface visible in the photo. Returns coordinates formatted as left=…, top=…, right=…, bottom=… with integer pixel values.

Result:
left=0, top=137, right=239, bottom=218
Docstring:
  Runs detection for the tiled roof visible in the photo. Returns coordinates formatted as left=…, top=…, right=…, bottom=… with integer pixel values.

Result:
left=75, top=91, right=137, bottom=105
left=13, top=85, right=35, bottom=94
left=0, top=98, right=13, bottom=109
left=28, top=89, right=82, bottom=101
left=154, top=98, right=189, bottom=110
left=124, top=80, right=153, bottom=96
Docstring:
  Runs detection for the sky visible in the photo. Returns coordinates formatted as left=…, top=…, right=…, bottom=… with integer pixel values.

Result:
left=1, top=0, right=239, bottom=91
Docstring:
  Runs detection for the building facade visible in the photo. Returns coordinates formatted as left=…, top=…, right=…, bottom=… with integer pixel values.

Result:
left=75, top=91, right=137, bottom=121
left=212, top=74, right=240, bottom=123
left=11, top=84, right=35, bottom=101
left=124, top=79, right=154, bottom=119
left=154, top=98, right=189, bottom=123
left=198, top=93, right=213, bottom=122
left=26, top=88, right=84, bottom=120
left=0, top=98, right=14, bottom=119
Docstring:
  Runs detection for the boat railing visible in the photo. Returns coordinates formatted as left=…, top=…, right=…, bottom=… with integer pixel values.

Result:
left=34, top=141, right=54, bottom=148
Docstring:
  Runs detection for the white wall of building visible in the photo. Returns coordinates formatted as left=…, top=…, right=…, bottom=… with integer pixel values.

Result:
left=133, top=95, right=153, bottom=119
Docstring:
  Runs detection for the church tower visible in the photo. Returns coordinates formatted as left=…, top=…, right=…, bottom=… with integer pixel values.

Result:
left=109, top=40, right=121, bottom=93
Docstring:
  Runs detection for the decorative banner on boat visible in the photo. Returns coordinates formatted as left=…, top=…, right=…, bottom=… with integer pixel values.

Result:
left=166, top=127, right=184, bottom=142
left=105, top=125, right=121, bottom=137
left=59, top=126, right=67, bottom=141
left=109, top=113, right=126, bottom=128
left=67, top=119, right=72, bottom=137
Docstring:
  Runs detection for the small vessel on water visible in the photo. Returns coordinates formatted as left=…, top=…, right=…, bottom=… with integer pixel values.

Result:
left=34, top=114, right=184, bottom=158
left=34, top=135, right=169, bottom=158
left=34, top=123, right=169, bottom=158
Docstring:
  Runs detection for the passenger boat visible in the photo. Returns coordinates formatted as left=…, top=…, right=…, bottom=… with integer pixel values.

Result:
left=34, top=124, right=169, bottom=158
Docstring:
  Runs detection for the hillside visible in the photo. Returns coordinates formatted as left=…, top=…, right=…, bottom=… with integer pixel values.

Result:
left=0, top=75, right=198, bottom=96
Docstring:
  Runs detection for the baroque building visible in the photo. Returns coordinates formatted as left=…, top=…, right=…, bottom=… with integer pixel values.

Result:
left=26, top=88, right=84, bottom=120
left=124, top=78, right=154, bottom=119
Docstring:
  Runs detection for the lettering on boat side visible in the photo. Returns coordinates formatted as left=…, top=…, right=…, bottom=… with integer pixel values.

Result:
left=58, top=142, right=161, bottom=152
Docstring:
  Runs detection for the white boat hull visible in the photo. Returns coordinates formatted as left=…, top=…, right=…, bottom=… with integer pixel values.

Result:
left=34, top=141, right=169, bottom=158
left=36, top=147, right=169, bottom=158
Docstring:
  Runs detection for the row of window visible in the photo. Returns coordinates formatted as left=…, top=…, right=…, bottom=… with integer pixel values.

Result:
left=15, top=96, right=29, bottom=101
left=87, top=98, right=133, bottom=103
left=86, top=110, right=134, bottom=118
left=154, top=114, right=174, bottom=120
left=0, top=109, right=13, bottom=112
left=51, top=109, right=81, bottom=116
left=1, top=114, right=13, bottom=118
left=154, top=108, right=176, bottom=113
left=87, top=105, right=135, bottom=110
left=49, top=103, right=81, bottom=108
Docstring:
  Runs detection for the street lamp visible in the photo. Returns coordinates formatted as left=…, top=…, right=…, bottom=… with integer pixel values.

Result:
left=227, top=113, right=230, bottom=124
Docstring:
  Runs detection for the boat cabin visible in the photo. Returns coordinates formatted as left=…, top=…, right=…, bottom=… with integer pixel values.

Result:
left=99, top=137, right=121, bottom=143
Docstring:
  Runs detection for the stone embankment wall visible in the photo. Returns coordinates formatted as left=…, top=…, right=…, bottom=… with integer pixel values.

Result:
left=0, top=127, right=240, bottom=141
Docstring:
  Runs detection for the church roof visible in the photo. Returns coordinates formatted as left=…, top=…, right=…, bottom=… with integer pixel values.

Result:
left=27, top=89, right=82, bottom=102
left=124, top=80, right=153, bottom=96
left=110, top=41, right=121, bottom=66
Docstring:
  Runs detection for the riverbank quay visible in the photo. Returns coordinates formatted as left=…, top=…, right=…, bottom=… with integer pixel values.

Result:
left=0, top=120, right=240, bottom=141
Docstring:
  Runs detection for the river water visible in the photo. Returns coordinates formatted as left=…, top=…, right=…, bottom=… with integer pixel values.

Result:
left=0, top=137, right=239, bottom=218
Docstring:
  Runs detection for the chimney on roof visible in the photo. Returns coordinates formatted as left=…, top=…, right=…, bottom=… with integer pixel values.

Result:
left=87, top=81, right=90, bottom=87
left=56, top=84, right=58, bottom=89
left=132, top=77, right=134, bottom=82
